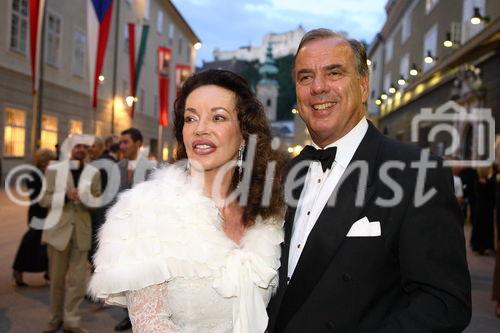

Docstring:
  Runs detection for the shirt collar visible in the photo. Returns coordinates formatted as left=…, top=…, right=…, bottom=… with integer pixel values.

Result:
left=312, top=117, right=368, bottom=169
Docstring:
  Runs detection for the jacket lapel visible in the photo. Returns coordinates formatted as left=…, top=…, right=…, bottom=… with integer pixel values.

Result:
left=275, top=123, right=383, bottom=330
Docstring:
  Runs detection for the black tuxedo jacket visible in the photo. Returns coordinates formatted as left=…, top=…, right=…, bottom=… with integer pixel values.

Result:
left=267, top=123, right=471, bottom=332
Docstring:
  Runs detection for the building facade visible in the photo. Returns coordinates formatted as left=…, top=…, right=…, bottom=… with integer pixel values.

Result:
left=367, top=0, right=499, bottom=162
left=212, top=25, right=305, bottom=64
left=0, top=0, right=200, bottom=181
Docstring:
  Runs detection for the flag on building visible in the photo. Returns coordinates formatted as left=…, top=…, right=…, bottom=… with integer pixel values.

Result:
left=158, top=47, right=171, bottom=127
left=29, top=0, right=46, bottom=94
left=87, top=0, right=113, bottom=108
left=127, top=23, right=149, bottom=118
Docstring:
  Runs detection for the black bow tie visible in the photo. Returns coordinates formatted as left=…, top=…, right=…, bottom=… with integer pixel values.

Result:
left=299, top=145, right=337, bottom=172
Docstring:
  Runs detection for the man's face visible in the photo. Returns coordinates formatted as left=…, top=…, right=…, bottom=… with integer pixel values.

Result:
left=71, top=144, right=88, bottom=161
left=294, top=37, right=368, bottom=147
left=119, top=134, right=142, bottom=160
left=88, top=140, right=104, bottom=160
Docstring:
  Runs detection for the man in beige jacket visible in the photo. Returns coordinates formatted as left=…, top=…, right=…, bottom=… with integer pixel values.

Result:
left=41, top=138, right=101, bottom=333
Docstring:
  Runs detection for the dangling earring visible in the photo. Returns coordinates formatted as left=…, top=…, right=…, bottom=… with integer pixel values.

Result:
left=237, top=142, right=245, bottom=183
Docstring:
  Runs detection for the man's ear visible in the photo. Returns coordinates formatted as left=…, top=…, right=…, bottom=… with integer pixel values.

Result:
left=360, top=75, right=369, bottom=104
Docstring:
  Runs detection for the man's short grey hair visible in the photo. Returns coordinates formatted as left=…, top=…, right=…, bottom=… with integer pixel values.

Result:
left=293, top=28, right=369, bottom=78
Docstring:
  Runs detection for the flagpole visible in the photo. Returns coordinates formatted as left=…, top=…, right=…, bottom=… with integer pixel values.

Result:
left=30, top=1, right=46, bottom=154
left=110, top=0, right=120, bottom=134
left=157, top=124, right=163, bottom=162
left=30, top=92, right=39, bottom=155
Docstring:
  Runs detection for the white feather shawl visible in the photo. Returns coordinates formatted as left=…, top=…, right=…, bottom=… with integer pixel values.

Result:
left=88, top=164, right=283, bottom=332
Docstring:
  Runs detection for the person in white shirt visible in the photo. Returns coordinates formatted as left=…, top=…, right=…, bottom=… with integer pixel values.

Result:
left=267, top=28, right=471, bottom=333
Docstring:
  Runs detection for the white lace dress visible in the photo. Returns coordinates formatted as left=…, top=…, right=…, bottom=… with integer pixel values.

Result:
left=88, top=165, right=284, bottom=333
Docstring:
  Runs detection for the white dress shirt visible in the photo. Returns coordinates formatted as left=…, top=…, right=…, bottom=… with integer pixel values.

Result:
left=287, top=117, right=369, bottom=280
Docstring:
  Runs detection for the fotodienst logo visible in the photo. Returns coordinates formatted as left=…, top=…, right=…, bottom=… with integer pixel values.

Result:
left=411, top=100, right=495, bottom=167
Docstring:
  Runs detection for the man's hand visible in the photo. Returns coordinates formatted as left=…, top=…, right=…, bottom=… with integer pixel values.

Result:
left=67, top=188, right=80, bottom=203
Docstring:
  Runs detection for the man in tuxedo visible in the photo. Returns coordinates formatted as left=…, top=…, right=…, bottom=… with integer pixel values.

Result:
left=267, top=28, right=471, bottom=332
left=114, top=127, right=155, bottom=331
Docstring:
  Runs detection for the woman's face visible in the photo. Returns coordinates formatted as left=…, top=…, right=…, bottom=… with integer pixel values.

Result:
left=182, top=85, right=243, bottom=174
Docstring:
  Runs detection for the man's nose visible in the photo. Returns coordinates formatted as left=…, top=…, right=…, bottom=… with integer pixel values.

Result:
left=311, top=75, right=330, bottom=95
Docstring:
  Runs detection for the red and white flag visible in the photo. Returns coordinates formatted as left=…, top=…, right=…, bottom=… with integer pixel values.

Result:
left=29, top=0, right=46, bottom=95
left=87, top=0, right=113, bottom=108
left=158, top=47, right=171, bottom=127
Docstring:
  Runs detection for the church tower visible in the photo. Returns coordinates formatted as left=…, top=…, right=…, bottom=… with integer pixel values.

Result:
left=256, top=43, right=279, bottom=121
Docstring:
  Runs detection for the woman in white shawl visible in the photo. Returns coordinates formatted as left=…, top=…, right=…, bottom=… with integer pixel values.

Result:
left=89, top=69, right=285, bottom=332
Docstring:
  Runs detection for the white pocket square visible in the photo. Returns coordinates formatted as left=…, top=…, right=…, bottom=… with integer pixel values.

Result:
left=346, top=217, right=381, bottom=237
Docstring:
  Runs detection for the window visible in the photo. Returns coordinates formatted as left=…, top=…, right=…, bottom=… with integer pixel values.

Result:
left=423, top=24, right=438, bottom=71
left=3, top=108, right=26, bottom=157
left=143, top=0, right=150, bottom=20
left=68, top=119, right=83, bottom=135
left=178, top=37, right=183, bottom=55
left=124, top=23, right=129, bottom=53
left=162, top=143, right=169, bottom=161
left=462, top=0, right=486, bottom=42
left=72, top=29, right=86, bottom=77
left=41, top=115, right=58, bottom=150
left=10, top=0, right=28, bottom=53
left=426, top=0, right=439, bottom=14
left=156, top=10, right=164, bottom=33
left=168, top=24, right=174, bottom=45
left=401, top=10, right=412, bottom=43
left=400, top=53, right=410, bottom=78
left=385, top=36, right=394, bottom=64
left=45, top=11, right=62, bottom=67
left=186, top=45, right=191, bottom=63
left=95, top=120, right=104, bottom=137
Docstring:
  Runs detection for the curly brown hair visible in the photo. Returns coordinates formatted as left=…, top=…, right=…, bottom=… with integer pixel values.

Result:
left=173, top=69, right=285, bottom=226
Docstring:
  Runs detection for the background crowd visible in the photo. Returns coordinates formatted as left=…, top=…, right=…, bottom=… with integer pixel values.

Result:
left=11, top=128, right=151, bottom=332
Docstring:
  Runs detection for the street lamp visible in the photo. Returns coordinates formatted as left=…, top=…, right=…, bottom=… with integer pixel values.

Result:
left=375, top=99, right=382, bottom=105
left=193, top=42, right=202, bottom=50
left=409, top=64, right=419, bottom=76
left=98, top=75, right=105, bottom=83
left=424, top=50, right=435, bottom=64
left=397, top=75, right=406, bottom=86
left=443, top=32, right=453, bottom=48
left=471, top=7, right=490, bottom=25
left=125, top=95, right=136, bottom=107
left=388, top=85, right=396, bottom=94
left=380, top=92, right=388, bottom=100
